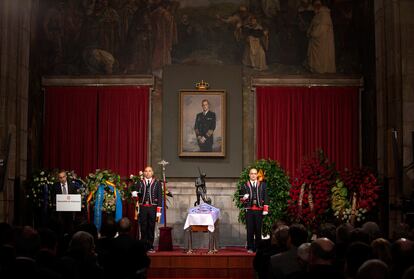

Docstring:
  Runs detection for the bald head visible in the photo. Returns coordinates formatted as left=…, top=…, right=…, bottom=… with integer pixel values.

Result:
left=357, top=259, right=389, bottom=279
left=118, top=217, right=132, bottom=234
left=310, top=237, right=335, bottom=265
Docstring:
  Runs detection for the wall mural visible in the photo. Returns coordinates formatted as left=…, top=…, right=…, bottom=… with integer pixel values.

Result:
left=38, top=0, right=360, bottom=76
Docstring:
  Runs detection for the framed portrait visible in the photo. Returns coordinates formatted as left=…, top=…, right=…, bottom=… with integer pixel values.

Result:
left=179, top=90, right=226, bottom=157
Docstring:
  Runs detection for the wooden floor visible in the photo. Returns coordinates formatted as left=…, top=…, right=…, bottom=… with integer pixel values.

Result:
left=147, top=246, right=255, bottom=279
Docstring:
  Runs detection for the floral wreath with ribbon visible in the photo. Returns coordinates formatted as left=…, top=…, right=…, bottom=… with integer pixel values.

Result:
left=287, top=151, right=336, bottom=228
left=332, top=168, right=380, bottom=224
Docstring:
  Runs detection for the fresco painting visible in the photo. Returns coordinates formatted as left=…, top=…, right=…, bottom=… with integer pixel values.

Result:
left=38, top=0, right=360, bottom=76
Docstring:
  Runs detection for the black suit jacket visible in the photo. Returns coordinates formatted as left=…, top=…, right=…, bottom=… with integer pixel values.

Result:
left=53, top=180, right=77, bottom=195
left=132, top=178, right=162, bottom=207
left=51, top=180, right=78, bottom=207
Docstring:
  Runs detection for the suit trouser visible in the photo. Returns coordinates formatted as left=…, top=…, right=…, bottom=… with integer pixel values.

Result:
left=246, top=209, right=263, bottom=251
left=139, top=205, right=156, bottom=248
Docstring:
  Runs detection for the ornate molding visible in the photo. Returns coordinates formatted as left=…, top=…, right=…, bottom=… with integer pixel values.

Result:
left=251, top=75, right=363, bottom=88
left=41, top=75, right=154, bottom=87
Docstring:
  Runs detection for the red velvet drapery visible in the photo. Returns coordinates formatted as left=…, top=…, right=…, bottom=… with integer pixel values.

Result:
left=97, top=86, right=149, bottom=177
left=43, top=87, right=98, bottom=177
left=43, top=86, right=149, bottom=177
left=256, top=86, right=359, bottom=177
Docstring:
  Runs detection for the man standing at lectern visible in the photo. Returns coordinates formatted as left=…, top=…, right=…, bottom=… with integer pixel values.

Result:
left=54, top=170, right=77, bottom=195
left=240, top=167, right=269, bottom=253
left=52, top=170, right=78, bottom=234
left=131, top=166, right=162, bottom=253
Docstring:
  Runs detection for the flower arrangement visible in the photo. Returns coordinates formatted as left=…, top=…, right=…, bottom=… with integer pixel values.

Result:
left=333, top=168, right=380, bottom=224
left=85, top=169, right=125, bottom=232
left=234, top=159, right=290, bottom=236
left=287, top=150, right=336, bottom=228
left=27, top=169, right=56, bottom=208
left=85, top=169, right=125, bottom=213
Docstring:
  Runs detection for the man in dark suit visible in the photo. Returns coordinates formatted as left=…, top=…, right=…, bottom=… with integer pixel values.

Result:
left=194, top=99, right=216, bottom=152
left=131, top=166, right=162, bottom=253
left=52, top=170, right=78, bottom=235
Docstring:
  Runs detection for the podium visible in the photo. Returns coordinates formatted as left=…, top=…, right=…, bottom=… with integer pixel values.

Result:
left=56, top=194, right=82, bottom=211
left=184, top=204, right=220, bottom=254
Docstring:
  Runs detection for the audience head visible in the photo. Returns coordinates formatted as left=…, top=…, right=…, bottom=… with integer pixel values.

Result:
left=309, top=237, right=335, bottom=265
left=297, top=242, right=311, bottom=267
left=402, top=266, right=414, bottom=279
left=392, top=223, right=413, bottom=241
left=38, top=227, right=58, bottom=254
left=75, top=222, right=98, bottom=241
left=100, top=219, right=117, bottom=238
left=14, top=226, right=40, bottom=258
left=391, top=238, right=414, bottom=268
left=362, top=221, right=382, bottom=244
left=346, top=241, right=373, bottom=278
left=118, top=217, right=132, bottom=234
left=350, top=228, right=370, bottom=244
left=318, top=223, right=336, bottom=243
left=288, top=223, right=308, bottom=248
left=371, top=238, right=392, bottom=266
left=336, top=223, right=353, bottom=244
left=68, top=231, right=96, bottom=260
left=356, top=259, right=389, bottom=279
left=272, top=225, right=289, bottom=249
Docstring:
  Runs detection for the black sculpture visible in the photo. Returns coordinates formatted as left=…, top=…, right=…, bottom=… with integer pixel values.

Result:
left=194, top=168, right=211, bottom=206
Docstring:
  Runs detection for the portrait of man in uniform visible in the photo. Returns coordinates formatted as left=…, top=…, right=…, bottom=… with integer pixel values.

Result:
left=179, top=90, right=226, bottom=157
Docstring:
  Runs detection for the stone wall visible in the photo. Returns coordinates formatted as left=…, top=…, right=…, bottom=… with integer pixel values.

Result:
left=154, top=179, right=247, bottom=248
left=0, top=0, right=31, bottom=223
left=375, top=0, right=414, bottom=234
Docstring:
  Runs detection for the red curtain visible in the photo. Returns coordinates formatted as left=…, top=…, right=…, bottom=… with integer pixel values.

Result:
left=97, top=87, right=149, bottom=177
left=256, top=86, right=359, bottom=177
left=43, top=86, right=149, bottom=178
left=43, top=87, right=98, bottom=177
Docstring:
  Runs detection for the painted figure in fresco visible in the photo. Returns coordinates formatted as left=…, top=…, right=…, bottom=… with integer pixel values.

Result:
left=125, top=5, right=152, bottom=73
left=119, top=0, right=138, bottom=44
left=83, top=47, right=118, bottom=74
left=241, top=15, right=268, bottom=71
left=95, top=0, right=121, bottom=57
left=297, top=0, right=315, bottom=63
left=217, top=5, right=252, bottom=41
left=306, top=0, right=336, bottom=73
left=216, top=5, right=253, bottom=64
left=173, top=14, right=197, bottom=61
left=194, top=99, right=216, bottom=152
left=150, top=0, right=177, bottom=73
left=43, top=1, right=65, bottom=66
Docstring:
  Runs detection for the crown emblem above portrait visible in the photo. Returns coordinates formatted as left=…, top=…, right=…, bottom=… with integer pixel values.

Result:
left=195, top=80, right=210, bottom=90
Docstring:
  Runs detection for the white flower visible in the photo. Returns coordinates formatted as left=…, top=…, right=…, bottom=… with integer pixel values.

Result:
left=130, top=174, right=134, bottom=179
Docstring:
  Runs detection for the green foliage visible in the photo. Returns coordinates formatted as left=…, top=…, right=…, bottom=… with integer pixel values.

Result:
left=85, top=169, right=126, bottom=211
left=27, top=169, right=57, bottom=209
left=233, top=159, right=290, bottom=236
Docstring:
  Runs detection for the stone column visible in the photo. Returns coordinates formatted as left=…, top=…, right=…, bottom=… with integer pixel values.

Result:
left=375, top=0, right=414, bottom=235
left=0, top=0, right=31, bottom=223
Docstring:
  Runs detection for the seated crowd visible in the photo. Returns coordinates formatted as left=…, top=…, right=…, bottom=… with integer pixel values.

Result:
left=1, top=217, right=414, bottom=279
left=0, top=217, right=150, bottom=279
left=254, top=221, right=414, bottom=279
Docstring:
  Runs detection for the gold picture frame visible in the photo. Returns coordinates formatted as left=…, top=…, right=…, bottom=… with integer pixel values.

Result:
left=179, top=90, right=226, bottom=157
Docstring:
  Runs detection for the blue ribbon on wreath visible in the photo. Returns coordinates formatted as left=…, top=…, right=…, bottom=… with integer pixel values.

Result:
left=93, top=183, right=123, bottom=232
